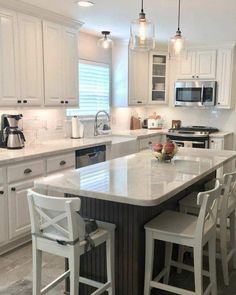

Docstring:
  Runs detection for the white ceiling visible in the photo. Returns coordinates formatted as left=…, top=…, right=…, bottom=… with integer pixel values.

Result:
left=23, top=0, right=236, bottom=45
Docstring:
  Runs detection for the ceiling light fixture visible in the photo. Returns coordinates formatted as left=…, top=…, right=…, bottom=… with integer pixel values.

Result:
left=77, top=1, right=94, bottom=7
left=169, top=0, right=186, bottom=56
left=97, top=31, right=113, bottom=49
left=129, top=0, right=155, bottom=51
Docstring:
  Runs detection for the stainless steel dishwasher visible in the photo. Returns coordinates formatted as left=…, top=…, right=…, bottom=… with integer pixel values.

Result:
left=76, top=145, right=106, bottom=168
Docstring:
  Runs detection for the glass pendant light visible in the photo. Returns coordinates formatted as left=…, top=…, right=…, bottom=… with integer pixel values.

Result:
left=129, top=0, right=155, bottom=51
left=169, top=0, right=186, bottom=56
left=97, top=31, right=113, bottom=49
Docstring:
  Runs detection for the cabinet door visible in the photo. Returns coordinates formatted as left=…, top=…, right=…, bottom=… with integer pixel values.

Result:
left=62, top=26, right=79, bottom=107
left=216, top=49, right=232, bottom=108
left=0, top=9, right=20, bottom=106
left=8, top=180, right=33, bottom=240
left=129, top=50, right=149, bottom=105
left=18, top=14, right=43, bottom=106
left=43, top=21, right=63, bottom=106
left=195, top=50, right=216, bottom=79
left=0, top=187, right=8, bottom=245
left=210, top=137, right=224, bottom=150
left=149, top=52, right=168, bottom=104
left=179, top=51, right=196, bottom=79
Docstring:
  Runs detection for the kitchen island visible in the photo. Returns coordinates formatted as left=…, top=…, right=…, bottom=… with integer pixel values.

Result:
left=35, top=148, right=236, bottom=295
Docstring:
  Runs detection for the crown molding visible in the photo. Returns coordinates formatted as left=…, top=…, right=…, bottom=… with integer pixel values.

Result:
left=0, top=0, right=83, bottom=29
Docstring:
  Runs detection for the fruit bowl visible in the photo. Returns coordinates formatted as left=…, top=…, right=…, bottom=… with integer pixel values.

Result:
left=152, top=140, right=178, bottom=162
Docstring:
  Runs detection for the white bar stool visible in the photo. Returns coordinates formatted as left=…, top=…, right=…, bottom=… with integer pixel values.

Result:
left=144, top=180, right=221, bottom=295
left=27, top=189, right=115, bottom=295
left=178, top=171, right=236, bottom=286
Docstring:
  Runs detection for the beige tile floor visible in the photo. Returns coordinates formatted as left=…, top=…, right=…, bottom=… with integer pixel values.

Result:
left=1, top=242, right=236, bottom=294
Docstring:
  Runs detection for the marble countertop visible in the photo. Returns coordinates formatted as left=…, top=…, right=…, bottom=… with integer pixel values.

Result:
left=35, top=148, right=236, bottom=207
left=113, top=129, right=168, bottom=138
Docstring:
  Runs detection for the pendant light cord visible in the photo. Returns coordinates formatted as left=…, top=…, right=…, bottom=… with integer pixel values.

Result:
left=177, top=0, right=181, bottom=31
left=141, top=0, right=144, bottom=13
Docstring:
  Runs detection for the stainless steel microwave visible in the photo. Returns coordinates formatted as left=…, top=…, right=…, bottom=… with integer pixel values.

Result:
left=175, top=81, right=216, bottom=107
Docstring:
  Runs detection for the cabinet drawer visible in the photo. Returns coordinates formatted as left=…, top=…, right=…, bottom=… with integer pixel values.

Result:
left=46, top=153, right=75, bottom=174
left=8, top=160, right=44, bottom=183
left=139, top=135, right=162, bottom=150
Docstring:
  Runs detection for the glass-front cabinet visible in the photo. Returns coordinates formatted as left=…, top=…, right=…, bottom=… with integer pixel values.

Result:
left=149, top=52, right=168, bottom=104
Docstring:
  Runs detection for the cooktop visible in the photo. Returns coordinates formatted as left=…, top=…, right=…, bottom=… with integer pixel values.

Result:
left=168, top=126, right=219, bottom=134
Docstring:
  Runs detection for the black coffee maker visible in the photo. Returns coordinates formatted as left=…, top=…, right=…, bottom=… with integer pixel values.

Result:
left=0, top=114, right=26, bottom=149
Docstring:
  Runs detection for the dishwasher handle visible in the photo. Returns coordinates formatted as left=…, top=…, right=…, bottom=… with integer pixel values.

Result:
left=88, top=152, right=98, bottom=158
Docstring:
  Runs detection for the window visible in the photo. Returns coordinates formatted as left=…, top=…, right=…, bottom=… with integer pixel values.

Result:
left=67, top=60, right=110, bottom=117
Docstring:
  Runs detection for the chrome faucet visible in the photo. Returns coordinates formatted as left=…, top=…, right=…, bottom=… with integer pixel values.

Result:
left=94, top=110, right=110, bottom=136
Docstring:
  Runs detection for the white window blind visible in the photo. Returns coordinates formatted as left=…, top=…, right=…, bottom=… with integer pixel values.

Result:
left=67, top=60, right=110, bottom=117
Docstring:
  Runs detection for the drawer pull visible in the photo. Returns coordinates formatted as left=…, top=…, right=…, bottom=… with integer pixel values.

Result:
left=11, top=187, right=16, bottom=192
left=60, top=160, right=66, bottom=166
left=0, top=191, right=4, bottom=195
left=137, top=101, right=142, bottom=104
left=24, top=168, right=32, bottom=174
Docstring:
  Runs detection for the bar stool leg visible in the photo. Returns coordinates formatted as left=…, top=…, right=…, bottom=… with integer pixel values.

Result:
left=32, top=241, right=42, bottom=295
left=163, top=242, right=173, bottom=284
left=106, top=230, right=115, bottom=295
left=69, top=245, right=80, bottom=295
left=208, top=234, right=217, bottom=295
left=144, top=231, right=154, bottom=295
left=229, top=212, right=236, bottom=269
left=220, top=218, right=229, bottom=286
left=177, top=245, right=185, bottom=274
left=193, top=245, right=203, bottom=295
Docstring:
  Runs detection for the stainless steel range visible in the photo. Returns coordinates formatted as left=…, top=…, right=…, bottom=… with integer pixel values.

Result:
left=167, top=126, right=219, bottom=148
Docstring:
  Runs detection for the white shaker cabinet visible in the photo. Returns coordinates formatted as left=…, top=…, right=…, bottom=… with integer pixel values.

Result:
left=0, top=9, right=20, bottom=106
left=8, top=180, right=33, bottom=240
left=128, top=50, right=149, bottom=105
left=0, top=187, right=7, bottom=245
left=179, top=50, right=216, bottom=80
left=43, top=21, right=79, bottom=107
left=18, top=14, right=44, bottom=106
left=216, top=47, right=236, bottom=109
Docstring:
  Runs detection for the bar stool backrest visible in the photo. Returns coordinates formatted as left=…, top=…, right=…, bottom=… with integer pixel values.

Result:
left=27, top=189, right=86, bottom=243
left=223, top=171, right=236, bottom=208
left=195, top=180, right=221, bottom=243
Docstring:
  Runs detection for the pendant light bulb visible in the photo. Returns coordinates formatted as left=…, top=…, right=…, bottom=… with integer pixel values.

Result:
left=130, top=0, right=155, bottom=51
left=169, top=0, right=186, bottom=57
left=97, top=31, right=113, bottom=49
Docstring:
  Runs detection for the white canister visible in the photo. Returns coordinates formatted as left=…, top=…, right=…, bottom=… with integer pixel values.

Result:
left=71, top=116, right=84, bottom=139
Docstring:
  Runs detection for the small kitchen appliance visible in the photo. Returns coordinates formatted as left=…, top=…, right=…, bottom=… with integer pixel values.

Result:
left=175, top=81, right=216, bottom=107
left=0, top=114, right=25, bottom=149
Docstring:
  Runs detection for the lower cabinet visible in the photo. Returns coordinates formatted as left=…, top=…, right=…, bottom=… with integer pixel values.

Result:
left=8, top=180, right=34, bottom=240
left=139, top=135, right=163, bottom=150
left=0, top=187, right=8, bottom=245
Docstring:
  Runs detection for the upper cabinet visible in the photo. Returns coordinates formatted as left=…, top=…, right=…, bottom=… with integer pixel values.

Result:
left=149, top=52, right=168, bottom=104
left=18, top=14, right=44, bottom=106
left=216, top=47, right=236, bottom=109
left=179, top=49, right=216, bottom=80
left=42, top=21, right=79, bottom=107
left=0, top=4, right=80, bottom=108
left=128, top=50, right=149, bottom=105
left=0, top=9, right=20, bottom=106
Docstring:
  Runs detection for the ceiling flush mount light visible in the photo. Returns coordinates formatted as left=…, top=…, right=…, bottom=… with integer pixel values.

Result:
left=97, top=31, right=113, bottom=49
left=169, top=0, right=186, bottom=56
left=129, top=0, right=155, bottom=51
left=77, top=1, right=94, bottom=7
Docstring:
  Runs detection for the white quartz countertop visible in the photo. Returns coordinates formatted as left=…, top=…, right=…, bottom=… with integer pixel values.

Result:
left=35, top=148, right=236, bottom=207
left=113, top=129, right=168, bottom=138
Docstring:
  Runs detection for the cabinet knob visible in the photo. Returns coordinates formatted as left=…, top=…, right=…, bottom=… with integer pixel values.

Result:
left=60, top=101, right=65, bottom=104
left=218, top=102, right=220, bottom=105
left=192, top=75, right=195, bottom=78
left=24, top=168, right=32, bottom=174
left=65, top=101, right=69, bottom=104
left=0, top=191, right=4, bottom=195
left=17, top=100, right=22, bottom=104
left=23, top=100, right=27, bottom=103
left=60, top=160, right=66, bottom=166
left=196, top=75, right=199, bottom=79
left=11, top=187, right=16, bottom=191
left=148, top=141, right=152, bottom=145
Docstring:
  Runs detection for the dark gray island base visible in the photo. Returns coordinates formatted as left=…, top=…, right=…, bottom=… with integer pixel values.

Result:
left=65, top=172, right=215, bottom=295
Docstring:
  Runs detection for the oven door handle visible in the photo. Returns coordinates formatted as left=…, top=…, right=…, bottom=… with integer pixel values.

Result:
left=201, top=85, right=204, bottom=105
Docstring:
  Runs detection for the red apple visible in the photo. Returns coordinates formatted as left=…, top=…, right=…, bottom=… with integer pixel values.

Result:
left=152, top=143, right=163, bottom=152
left=163, top=142, right=175, bottom=154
